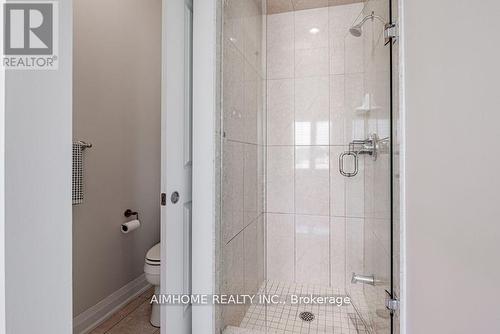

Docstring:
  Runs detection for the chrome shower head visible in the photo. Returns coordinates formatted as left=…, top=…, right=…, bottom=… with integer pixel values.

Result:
left=349, top=25, right=363, bottom=37
left=349, top=11, right=387, bottom=37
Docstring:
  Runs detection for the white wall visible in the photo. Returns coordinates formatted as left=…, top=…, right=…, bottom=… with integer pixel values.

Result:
left=4, top=0, right=73, bottom=332
left=403, top=0, right=500, bottom=332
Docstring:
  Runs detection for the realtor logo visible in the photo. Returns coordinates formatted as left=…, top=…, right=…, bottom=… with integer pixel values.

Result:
left=3, top=1, right=58, bottom=70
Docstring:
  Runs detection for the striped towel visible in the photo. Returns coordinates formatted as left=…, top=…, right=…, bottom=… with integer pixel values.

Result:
left=72, top=142, right=84, bottom=205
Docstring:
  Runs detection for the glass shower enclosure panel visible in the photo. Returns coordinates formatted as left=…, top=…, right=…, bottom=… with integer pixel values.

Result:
left=218, top=0, right=267, bottom=332
left=343, top=0, right=392, bottom=333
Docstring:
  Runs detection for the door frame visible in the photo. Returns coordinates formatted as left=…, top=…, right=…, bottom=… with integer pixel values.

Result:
left=161, top=0, right=217, bottom=332
left=191, top=0, right=217, bottom=332
left=161, top=0, right=193, bottom=332
left=0, top=0, right=5, bottom=328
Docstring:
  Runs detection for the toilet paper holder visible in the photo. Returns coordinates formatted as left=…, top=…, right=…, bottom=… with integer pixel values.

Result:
left=124, top=209, right=139, bottom=220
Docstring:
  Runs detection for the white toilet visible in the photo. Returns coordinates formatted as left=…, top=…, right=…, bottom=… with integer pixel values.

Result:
left=144, top=243, right=161, bottom=327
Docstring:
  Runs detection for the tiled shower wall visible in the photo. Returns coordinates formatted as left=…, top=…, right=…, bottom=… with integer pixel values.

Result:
left=265, top=4, right=365, bottom=288
left=221, top=0, right=267, bottom=328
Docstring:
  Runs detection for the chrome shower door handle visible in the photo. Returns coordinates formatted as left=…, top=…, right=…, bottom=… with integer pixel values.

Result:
left=339, top=151, right=358, bottom=177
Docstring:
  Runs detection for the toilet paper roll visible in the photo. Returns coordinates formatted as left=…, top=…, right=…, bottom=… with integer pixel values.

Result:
left=121, top=219, right=141, bottom=234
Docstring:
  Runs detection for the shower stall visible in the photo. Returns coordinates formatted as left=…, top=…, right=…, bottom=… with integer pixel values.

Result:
left=217, top=0, right=399, bottom=333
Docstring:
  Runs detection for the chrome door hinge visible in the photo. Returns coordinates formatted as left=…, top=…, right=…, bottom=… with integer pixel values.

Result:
left=384, top=23, right=398, bottom=45
left=386, top=298, right=399, bottom=313
left=385, top=290, right=400, bottom=314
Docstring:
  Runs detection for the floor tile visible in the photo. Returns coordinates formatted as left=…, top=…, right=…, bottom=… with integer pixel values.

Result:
left=89, top=287, right=157, bottom=334
left=239, top=280, right=367, bottom=334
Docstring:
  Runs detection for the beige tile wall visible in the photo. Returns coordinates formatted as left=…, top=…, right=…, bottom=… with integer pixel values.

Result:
left=221, top=0, right=267, bottom=328
left=266, top=3, right=365, bottom=289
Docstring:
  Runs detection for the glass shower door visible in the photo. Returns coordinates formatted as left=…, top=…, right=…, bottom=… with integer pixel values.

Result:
left=343, top=0, right=393, bottom=333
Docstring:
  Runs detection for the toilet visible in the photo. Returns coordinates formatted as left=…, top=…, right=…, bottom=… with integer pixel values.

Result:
left=144, top=243, right=161, bottom=327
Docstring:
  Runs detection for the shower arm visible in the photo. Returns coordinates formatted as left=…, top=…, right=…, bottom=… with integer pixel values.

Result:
left=355, top=11, right=387, bottom=27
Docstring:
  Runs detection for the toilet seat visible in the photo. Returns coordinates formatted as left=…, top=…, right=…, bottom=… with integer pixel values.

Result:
left=145, top=243, right=160, bottom=266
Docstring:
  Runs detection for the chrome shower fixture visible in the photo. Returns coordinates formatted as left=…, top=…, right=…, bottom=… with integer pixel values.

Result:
left=349, top=11, right=388, bottom=37
left=351, top=273, right=376, bottom=285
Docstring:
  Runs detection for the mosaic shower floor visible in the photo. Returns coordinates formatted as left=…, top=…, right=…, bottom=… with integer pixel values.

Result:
left=239, top=280, right=368, bottom=334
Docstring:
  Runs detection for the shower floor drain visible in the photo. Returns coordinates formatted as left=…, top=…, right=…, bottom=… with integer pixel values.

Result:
left=299, top=311, right=315, bottom=322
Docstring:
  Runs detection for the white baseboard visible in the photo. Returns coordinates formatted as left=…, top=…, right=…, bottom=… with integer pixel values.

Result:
left=73, top=273, right=151, bottom=334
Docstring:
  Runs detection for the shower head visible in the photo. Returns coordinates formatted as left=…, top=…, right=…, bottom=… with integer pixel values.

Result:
left=349, top=11, right=387, bottom=37
left=349, top=25, right=363, bottom=37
